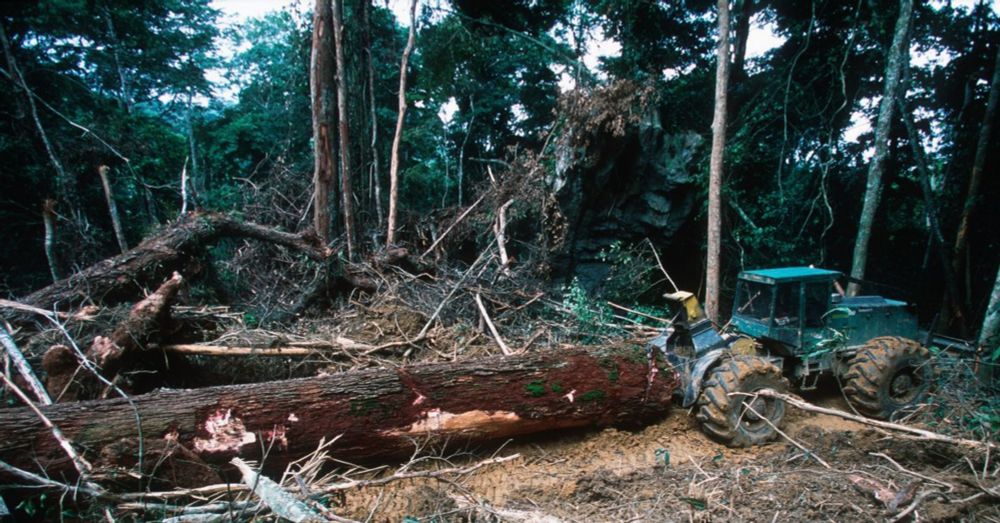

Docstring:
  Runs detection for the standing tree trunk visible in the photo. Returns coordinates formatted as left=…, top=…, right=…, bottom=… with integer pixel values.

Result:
left=705, top=0, right=730, bottom=322
left=0, top=23, right=79, bottom=221
left=951, top=45, right=1000, bottom=309
left=41, top=199, right=61, bottom=282
left=847, top=0, right=912, bottom=296
left=98, top=165, right=128, bottom=254
left=186, top=92, right=201, bottom=201
left=386, top=0, right=418, bottom=247
left=362, top=0, right=384, bottom=226
left=732, top=0, right=754, bottom=80
left=310, top=0, right=336, bottom=246
left=332, top=0, right=355, bottom=260
left=102, top=8, right=132, bottom=114
left=978, top=264, right=1000, bottom=382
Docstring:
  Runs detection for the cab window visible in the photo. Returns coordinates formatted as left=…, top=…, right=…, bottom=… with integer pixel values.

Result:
left=734, top=280, right=772, bottom=321
left=804, top=282, right=830, bottom=327
left=773, top=283, right=799, bottom=326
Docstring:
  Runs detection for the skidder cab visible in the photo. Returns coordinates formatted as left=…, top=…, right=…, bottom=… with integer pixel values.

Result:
left=651, top=267, right=938, bottom=447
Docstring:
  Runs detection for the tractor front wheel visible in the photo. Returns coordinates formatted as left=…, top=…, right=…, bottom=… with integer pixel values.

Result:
left=696, top=357, right=789, bottom=447
left=842, top=337, right=936, bottom=420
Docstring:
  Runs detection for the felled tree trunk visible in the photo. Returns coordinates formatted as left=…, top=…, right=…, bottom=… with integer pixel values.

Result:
left=42, top=273, right=184, bottom=402
left=19, top=212, right=328, bottom=314
left=0, top=346, right=675, bottom=481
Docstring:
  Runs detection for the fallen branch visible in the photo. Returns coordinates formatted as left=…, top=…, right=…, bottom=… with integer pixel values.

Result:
left=756, top=389, right=995, bottom=449
left=0, top=459, right=105, bottom=499
left=0, top=299, right=96, bottom=321
left=420, top=193, right=486, bottom=259
left=43, top=272, right=184, bottom=401
left=161, top=345, right=317, bottom=357
left=0, top=323, right=51, bottom=405
left=0, top=373, right=101, bottom=494
left=315, top=453, right=521, bottom=493
left=475, top=293, right=513, bottom=355
left=736, top=393, right=831, bottom=469
left=417, top=242, right=494, bottom=338
left=18, top=212, right=329, bottom=314
left=231, top=457, right=325, bottom=523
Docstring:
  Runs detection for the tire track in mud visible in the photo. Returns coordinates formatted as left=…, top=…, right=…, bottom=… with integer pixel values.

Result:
left=336, top=394, right=872, bottom=521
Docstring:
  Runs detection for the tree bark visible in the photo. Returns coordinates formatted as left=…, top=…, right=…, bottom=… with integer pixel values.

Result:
left=98, top=165, right=128, bottom=254
left=847, top=0, right=912, bottom=296
left=42, top=273, right=184, bottom=402
left=705, top=0, right=730, bottom=322
left=310, top=0, right=336, bottom=246
left=0, top=324, right=52, bottom=405
left=386, top=0, right=418, bottom=247
left=732, top=0, right=754, bottom=79
left=363, top=0, right=384, bottom=226
left=332, top=0, right=356, bottom=260
left=951, top=45, right=1000, bottom=308
left=0, top=346, right=676, bottom=480
left=18, top=212, right=327, bottom=315
left=897, top=77, right=967, bottom=337
left=41, top=199, right=61, bottom=282
left=978, top=264, right=1000, bottom=382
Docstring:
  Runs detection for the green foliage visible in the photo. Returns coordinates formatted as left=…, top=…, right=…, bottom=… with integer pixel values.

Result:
left=561, top=276, right=613, bottom=341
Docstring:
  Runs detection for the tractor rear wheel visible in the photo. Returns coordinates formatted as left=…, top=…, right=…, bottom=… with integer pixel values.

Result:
left=696, top=357, right=789, bottom=447
left=842, top=337, right=936, bottom=420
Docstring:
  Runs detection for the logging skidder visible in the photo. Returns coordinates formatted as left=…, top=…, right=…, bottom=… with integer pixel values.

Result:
left=652, top=266, right=971, bottom=447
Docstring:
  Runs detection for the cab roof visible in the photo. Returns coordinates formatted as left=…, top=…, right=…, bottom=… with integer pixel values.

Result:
left=739, top=267, right=841, bottom=284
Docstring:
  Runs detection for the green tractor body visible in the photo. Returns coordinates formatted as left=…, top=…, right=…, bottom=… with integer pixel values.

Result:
left=730, top=267, right=918, bottom=382
left=653, top=266, right=947, bottom=447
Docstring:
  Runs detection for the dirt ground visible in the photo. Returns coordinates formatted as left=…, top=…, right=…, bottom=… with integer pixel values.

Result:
left=333, top=388, right=998, bottom=522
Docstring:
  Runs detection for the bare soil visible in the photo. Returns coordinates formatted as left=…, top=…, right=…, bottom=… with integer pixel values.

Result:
left=334, top=390, right=998, bottom=522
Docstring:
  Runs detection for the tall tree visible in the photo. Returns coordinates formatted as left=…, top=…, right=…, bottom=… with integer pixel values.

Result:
left=979, top=264, right=1000, bottom=381
left=951, top=45, right=1000, bottom=310
left=362, top=0, right=384, bottom=225
left=705, top=0, right=730, bottom=322
left=0, top=22, right=77, bottom=218
left=332, top=0, right=355, bottom=259
left=386, top=0, right=418, bottom=247
left=847, top=0, right=912, bottom=296
left=310, top=0, right=336, bottom=246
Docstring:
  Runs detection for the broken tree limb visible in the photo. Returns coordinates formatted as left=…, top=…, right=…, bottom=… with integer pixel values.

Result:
left=0, top=323, right=51, bottom=405
left=756, top=389, right=994, bottom=449
left=159, top=334, right=403, bottom=357
left=231, top=457, right=324, bottom=523
left=0, top=345, right=675, bottom=481
left=475, top=293, right=513, bottom=355
left=43, top=273, right=184, bottom=401
left=420, top=193, right=486, bottom=259
left=19, top=212, right=329, bottom=314
left=161, top=345, right=318, bottom=357
left=0, top=373, right=101, bottom=495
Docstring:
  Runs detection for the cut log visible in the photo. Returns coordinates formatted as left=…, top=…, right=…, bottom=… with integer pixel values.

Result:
left=0, top=346, right=675, bottom=482
left=43, top=273, right=185, bottom=401
left=17, top=212, right=329, bottom=315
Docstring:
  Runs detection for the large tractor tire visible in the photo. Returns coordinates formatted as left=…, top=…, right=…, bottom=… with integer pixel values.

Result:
left=696, top=357, right=790, bottom=447
left=842, top=336, right=936, bottom=420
